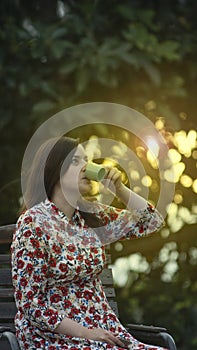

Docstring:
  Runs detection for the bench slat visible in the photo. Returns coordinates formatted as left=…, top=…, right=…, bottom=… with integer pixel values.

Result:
left=0, top=288, right=14, bottom=299
left=100, top=268, right=114, bottom=285
left=0, top=302, right=17, bottom=319
left=108, top=300, right=119, bottom=317
left=0, top=269, right=12, bottom=286
left=0, top=255, right=11, bottom=264
left=0, top=225, right=15, bottom=244
left=103, top=286, right=116, bottom=298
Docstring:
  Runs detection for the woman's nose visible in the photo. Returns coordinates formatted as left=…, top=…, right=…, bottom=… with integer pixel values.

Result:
left=81, top=159, right=88, bottom=172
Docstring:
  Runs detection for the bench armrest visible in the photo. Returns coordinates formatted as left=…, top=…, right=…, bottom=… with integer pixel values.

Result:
left=127, top=323, right=177, bottom=350
left=0, top=327, right=20, bottom=350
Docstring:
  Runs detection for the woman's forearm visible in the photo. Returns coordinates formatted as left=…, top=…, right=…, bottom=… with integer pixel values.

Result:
left=55, top=316, right=90, bottom=338
left=116, top=183, right=147, bottom=210
left=55, top=316, right=125, bottom=347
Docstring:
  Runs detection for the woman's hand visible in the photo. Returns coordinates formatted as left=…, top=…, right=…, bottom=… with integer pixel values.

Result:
left=103, top=167, right=123, bottom=192
left=87, top=327, right=126, bottom=347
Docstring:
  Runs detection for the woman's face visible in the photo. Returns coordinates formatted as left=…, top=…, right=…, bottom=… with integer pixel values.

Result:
left=60, top=144, right=92, bottom=203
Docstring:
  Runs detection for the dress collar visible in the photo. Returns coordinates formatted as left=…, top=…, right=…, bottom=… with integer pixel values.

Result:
left=44, top=198, right=83, bottom=225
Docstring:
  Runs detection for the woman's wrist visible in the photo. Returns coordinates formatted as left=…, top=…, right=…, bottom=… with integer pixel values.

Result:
left=115, top=183, right=129, bottom=204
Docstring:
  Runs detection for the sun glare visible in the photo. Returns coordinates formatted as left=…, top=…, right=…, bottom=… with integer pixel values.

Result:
left=146, top=137, right=160, bottom=157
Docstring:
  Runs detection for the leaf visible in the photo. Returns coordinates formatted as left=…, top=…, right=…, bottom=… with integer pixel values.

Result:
left=51, top=27, right=67, bottom=40
left=75, top=68, right=89, bottom=93
left=143, top=61, right=161, bottom=86
left=158, top=41, right=181, bottom=61
left=59, top=61, right=77, bottom=75
left=32, top=100, right=55, bottom=113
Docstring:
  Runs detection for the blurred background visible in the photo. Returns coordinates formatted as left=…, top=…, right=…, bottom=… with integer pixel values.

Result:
left=0, top=1, right=196, bottom=349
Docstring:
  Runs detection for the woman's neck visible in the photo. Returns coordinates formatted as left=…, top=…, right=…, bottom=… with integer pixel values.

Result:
left=51, top=185, right=76, bottom=220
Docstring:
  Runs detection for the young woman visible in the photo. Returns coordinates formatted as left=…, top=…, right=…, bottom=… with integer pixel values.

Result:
left=11, top=136, right=167, bottom=350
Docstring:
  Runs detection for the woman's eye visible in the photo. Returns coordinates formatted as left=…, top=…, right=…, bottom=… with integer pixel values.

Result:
left=71, top=158, right=79, bottom=165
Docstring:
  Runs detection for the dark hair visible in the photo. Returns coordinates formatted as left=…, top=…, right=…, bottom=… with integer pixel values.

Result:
left=21, top=136, right=104, bottom=228
left=22, top=136, right=79, bottom=209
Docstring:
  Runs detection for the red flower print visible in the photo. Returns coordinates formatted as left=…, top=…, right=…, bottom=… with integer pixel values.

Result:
left=84, top=290, right=93, bottom=300
left=77, top=254, right=84, bottom=261
left=44, top=309, right=54, bottom=317
left=17, top=259, right=25, bottom=269
left=33, top=275, right=41, bottom=283
left=59, top=263, right=68, bottom=273
left=71, top=307, right=79, bottom=314
left=68, top=244, right=76, bottom=252
left=34, top=341, right=42, bottom=348
left=32, top=285, right=38, bottom=294
left=27, top=291, right=34, bottom=300
left=110, top=212, right=118, bottom=221
left=139, top=226, right=144, bottom=233
left=89, top=306, right=95, bottom=314
left=26, top=263, right=33, bottom=274
left=81, top=305, right=87, bottom=312
left=108, top=313, right=117, bottom=321
left=34, top=249, right=44, bottom=259
left=48, top=315, right=58, bottom=325
left=49, top=257, right=56, bottom=267
left=38, top=298, right=45, bottom=307
left=85, top=316, right=92, bottom=325
left=94, top=258, right=99, bottom=265
left=48, top=346, right=56, bottom=350
left=85, top=259, right=91, bottom=267
left=35, top=227, right=42, bottom=237
left=59, top=286, right=68, bottom=296
left=41, top=264, right=48, bottom=275
left=76, top=266, right=81, bottom=273
left=67, top=254, right=74, bottom=261
left=24, top=230, right=32, bottom=238
left=57, top=339, right=65, bottom=345
left=102, top=303, right=108, bottom=311
left=16, top=290, right=22, bottom=300
left=12, top=274, right=17, bottom=280
left=81, top=237, right=90, bottom=245
left=89, top=237, right=96, bottom=244
left=24, top=302, right=30, bottom=309
left=24, top=216, right=32, bottom=224
left=94, top=314, right=101, bottom=321
left=75, top=291, right=82, bottom=298
left=16, top=250, right=23, bottom=258
left=64, top=300, right=72, bottom=308
left=52, top=244, right=61, bottom=254
left=20, top=277, right=28, bottom=286
left=30, top=238, right=40, bottom=248
left=90, top=247, right=98, bottom=254
left=103, top=216, right=109, bottom=225
left=110, top=327, right=115, bottom=332
left=34, top=309, right=41, bottom=318
left=50, top=294, right=61, bottom=303
left=27, top=251, right=34, bottom=259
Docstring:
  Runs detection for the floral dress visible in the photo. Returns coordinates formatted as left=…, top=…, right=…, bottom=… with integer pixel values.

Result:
left=11, top=199, right=167, bottom=350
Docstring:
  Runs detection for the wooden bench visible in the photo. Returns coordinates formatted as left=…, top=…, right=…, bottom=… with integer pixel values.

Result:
left=0, top=224, right=177, bottom=350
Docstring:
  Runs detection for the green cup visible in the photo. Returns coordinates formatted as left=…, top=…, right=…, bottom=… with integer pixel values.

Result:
left=85, top=162, right=106, bottom=182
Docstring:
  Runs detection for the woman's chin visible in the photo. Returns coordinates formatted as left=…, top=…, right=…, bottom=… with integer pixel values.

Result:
left=79, top=181, right=93, bottom=195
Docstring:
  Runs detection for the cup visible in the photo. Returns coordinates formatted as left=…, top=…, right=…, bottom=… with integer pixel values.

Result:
left=85, top=162, right=106, bottom=182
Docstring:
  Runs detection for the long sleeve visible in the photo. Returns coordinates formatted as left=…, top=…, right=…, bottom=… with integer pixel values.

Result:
left=11, top=213, right=65, bottom=331
left=93, top=202, right=164, bottom=244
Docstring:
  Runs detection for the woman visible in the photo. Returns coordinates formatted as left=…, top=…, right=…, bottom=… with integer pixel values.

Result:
left=11, top=136, right=167, bottom=350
